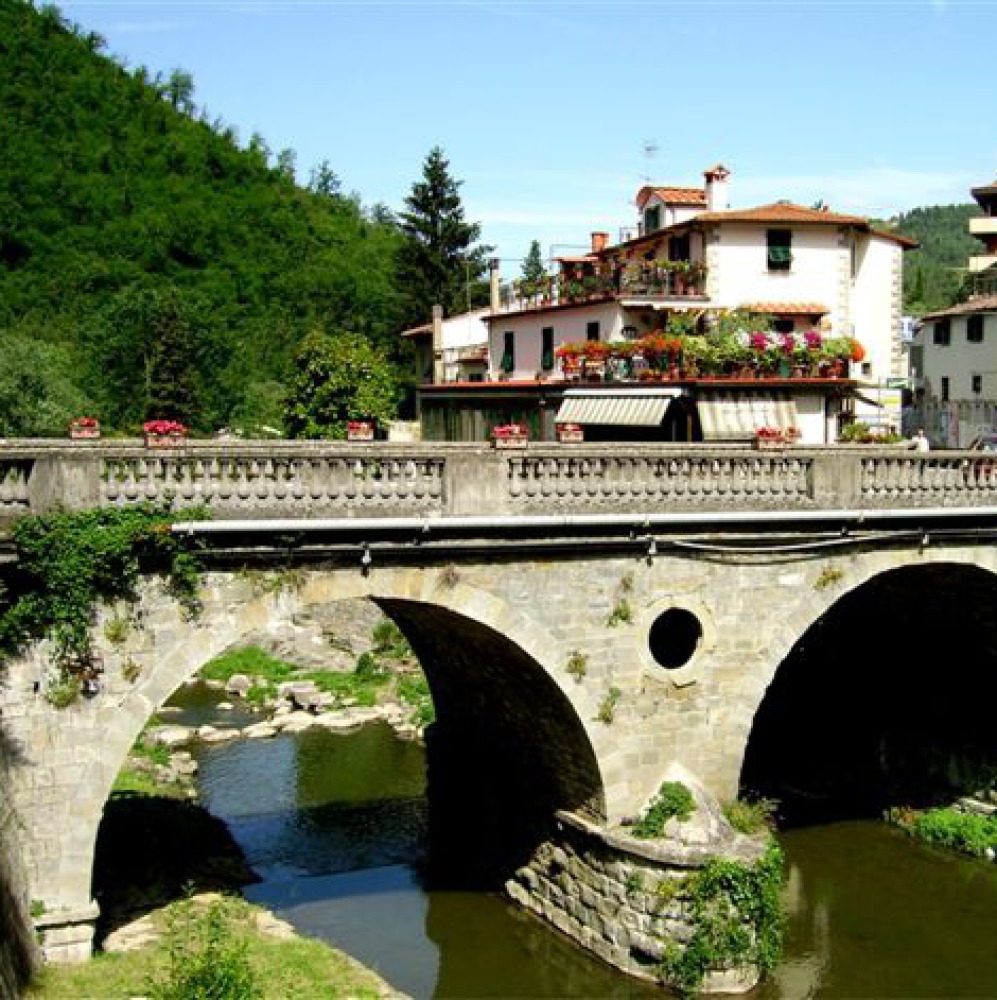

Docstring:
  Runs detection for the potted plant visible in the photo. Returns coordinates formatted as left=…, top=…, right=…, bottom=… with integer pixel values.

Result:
left=556, top=422, right=584, bottom=444
left=491, top=422, right=528, bottom=449
left=69, top=416, right=100, bottom=440
left=754, top=426, right=785, bottom=450
left=143, top=419, right=188, bottom=448
left=347, top=419, right=375, bottom=441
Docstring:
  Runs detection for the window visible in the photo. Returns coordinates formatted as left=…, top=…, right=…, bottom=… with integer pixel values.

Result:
left=973, top=374, right=983, bottom=394
left=644, top=205, right=661, bottom=234
left=586, top=321, right=600, bottom=342
left=767, top=229, right=792, bottom=271
left=501, top=331, right=515, bottom=373
left=941, top=376, right=950, bottom=402
left=968, top=314, right=984, bottom=343
left=668, top=234, right=690, bottom=261
left=933, top=319, right=951, bottom=346
left=773, top=318, right=795, bottom=335
left=541, top=327, right=554, bottom=371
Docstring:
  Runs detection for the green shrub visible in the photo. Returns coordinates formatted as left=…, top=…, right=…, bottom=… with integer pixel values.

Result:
left=0, top=504, right=205, bottom=698
left=199, top=647, right=294, bottom=685
left=371, top=619, right=410, bottom=657
left=607, top=598, right=633, bottom=627
left=596, top=686, right=621, bottom=724
left=565, top=650, right=587, bottom=682
left=354, top=651, right=381, bottom=679
left=398, top=674, right=435, bottom=727
left=723, top=798, right=777, bottom=835
left=148, top=898, right=259, bottom=1000
left=893, top=806, right=997, bottom=857
left=633, top=781, right=695, bottom=838
left=660, top=843, right=785, bottom=997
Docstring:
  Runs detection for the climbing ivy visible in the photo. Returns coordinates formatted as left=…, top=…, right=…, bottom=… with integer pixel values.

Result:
left=660, top=842, right=785, bottom=997
left=0, top=503, right=207, bottom=679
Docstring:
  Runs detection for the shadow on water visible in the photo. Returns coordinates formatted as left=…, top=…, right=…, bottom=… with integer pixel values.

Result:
left=92, top=793, right=258, bottom=944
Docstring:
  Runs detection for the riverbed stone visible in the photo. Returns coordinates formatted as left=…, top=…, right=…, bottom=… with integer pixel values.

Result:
left=145, top=725, right=194, bottom=749
left=224, top=674, right=252, bottom=697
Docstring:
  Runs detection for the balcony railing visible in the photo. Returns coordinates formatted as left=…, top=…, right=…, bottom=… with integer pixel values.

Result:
left=496, top=264, right=708, bottom=315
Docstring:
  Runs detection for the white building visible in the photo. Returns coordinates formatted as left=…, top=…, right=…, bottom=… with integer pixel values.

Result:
left=913, top=175, right=997, bottom=447
left=481, top=166, right=914, bottom=442
left=402, top=306, right=489, bottom=387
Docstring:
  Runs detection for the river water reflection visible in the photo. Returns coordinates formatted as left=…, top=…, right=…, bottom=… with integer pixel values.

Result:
left=183, top=701, right=997, bottom=999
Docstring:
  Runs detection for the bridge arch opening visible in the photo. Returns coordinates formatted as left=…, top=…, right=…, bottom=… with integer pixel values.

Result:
left=91, top=586, right=605, bottom=938
left=740, top=562, right=997, bottom=823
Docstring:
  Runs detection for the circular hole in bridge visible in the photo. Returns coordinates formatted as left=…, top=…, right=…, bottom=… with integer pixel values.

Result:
left=648, top=608, right=702, bottom=670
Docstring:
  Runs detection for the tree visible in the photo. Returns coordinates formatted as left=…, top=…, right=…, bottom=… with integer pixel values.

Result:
left=146, top=290, right=200, bottom=426
left=0, top=328, right=92, bottom=437
left=520, top=239, right=547, bottom=297
left=283, top=331, right=400, bottom=439
left=397, top=146, right=492, bottom=324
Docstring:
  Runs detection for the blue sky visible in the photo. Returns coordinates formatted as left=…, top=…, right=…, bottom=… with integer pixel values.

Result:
left=59, top=0, right=997, bottom=269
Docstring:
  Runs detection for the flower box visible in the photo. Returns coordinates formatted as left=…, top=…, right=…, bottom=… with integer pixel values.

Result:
left=145, top=434, right=186, bottom=448
left=492, top=423, right=528, bottom=449
left=754, top=426, right=801, bottom=450
left=143, top=419, right=188, bottom=448
left=347, top=421, right=375, bottom=442
left=556, top=423, right=584, bottom=444
left=69, top=418, right=100, bottom=440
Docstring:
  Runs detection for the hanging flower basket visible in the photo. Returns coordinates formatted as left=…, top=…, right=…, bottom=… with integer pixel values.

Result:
left=556, top=422, right=584, bottom=444
left=347, top=420, right=375, bottom=442
left=69, top=417, right=100, bottom=440
left=143, top=420, right=188, bottom=448
left=492, top=423, right=528, bottom=449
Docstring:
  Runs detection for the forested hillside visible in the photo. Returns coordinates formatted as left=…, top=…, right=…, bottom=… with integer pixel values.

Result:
left=890, top=204, right=981, bottom=315
left=0, top=0, right=407, bottom=435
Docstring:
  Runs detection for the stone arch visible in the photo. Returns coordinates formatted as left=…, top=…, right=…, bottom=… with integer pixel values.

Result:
left=739, top=555, right=997, bottom=818
left=3, top=563, right=609, bottom=959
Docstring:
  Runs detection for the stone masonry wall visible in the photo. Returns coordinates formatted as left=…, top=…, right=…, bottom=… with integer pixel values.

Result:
left=507, top=811, right=764, bottom=993
left=3, top=539, right=997, bottom=966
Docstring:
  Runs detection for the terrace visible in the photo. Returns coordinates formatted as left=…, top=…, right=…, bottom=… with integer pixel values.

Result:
left=494, top=259, right=708, bottom=316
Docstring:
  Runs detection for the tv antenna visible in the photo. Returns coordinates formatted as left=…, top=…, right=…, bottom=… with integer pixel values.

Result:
left=641, top=139, right=659, bottom=184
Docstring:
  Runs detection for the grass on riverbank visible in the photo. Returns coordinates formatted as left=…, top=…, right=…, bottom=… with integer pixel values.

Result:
left=200, top=639, right=434, bottom=725
left=890, top=805, right=997, bottom=858
left=28, top=896, right=390, bottom=1000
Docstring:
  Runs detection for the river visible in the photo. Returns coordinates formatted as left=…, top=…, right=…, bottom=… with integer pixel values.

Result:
left=174, top=690, right=997, bottom=998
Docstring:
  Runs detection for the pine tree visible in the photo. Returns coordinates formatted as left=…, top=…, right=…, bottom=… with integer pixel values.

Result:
left=520, top=239, right=547, bottom=297
left=397, top=146, right=492, bottom=323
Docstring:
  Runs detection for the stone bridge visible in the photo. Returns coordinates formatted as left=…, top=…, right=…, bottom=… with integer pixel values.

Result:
left=4, top=441, right=997, bottom=982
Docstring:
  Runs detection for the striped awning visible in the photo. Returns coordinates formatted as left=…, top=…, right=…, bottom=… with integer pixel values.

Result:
left=696, top=392, right=799, bottom=441
left=555, top=389, right=682, bottom=427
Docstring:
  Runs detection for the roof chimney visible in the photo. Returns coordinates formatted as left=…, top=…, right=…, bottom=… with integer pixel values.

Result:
left=431, top=305, right=444, bottom=384
left=489, top=257, right=501, bottom=314
left=704, top=164, right=731, bottom=212
left=591, top=231, right=609, bottom=253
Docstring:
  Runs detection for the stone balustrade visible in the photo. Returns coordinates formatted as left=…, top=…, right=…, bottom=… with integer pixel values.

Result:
left=3, top=440, right=997, bottom=526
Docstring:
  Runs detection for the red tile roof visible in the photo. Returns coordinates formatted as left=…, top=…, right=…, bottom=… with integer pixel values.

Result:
left=922, top=294, right=997, bottom=321
left=694, top=201, right=869, bottom=226
left=635, top=185, right=707, bottom=209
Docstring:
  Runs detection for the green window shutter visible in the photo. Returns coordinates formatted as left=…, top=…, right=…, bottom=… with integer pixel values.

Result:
left=767, top=229, right=792, bottom=270
left=502, top=331, right=515, bottom=372
left=541, top=328, right=554, bottom=370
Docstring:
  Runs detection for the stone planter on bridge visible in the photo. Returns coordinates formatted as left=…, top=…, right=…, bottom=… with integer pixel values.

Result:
left=68, top=418, right=100, bottom=440
left=142, top=420, right=188, bottom=449
left=492, top=423, right=528, bottom=449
